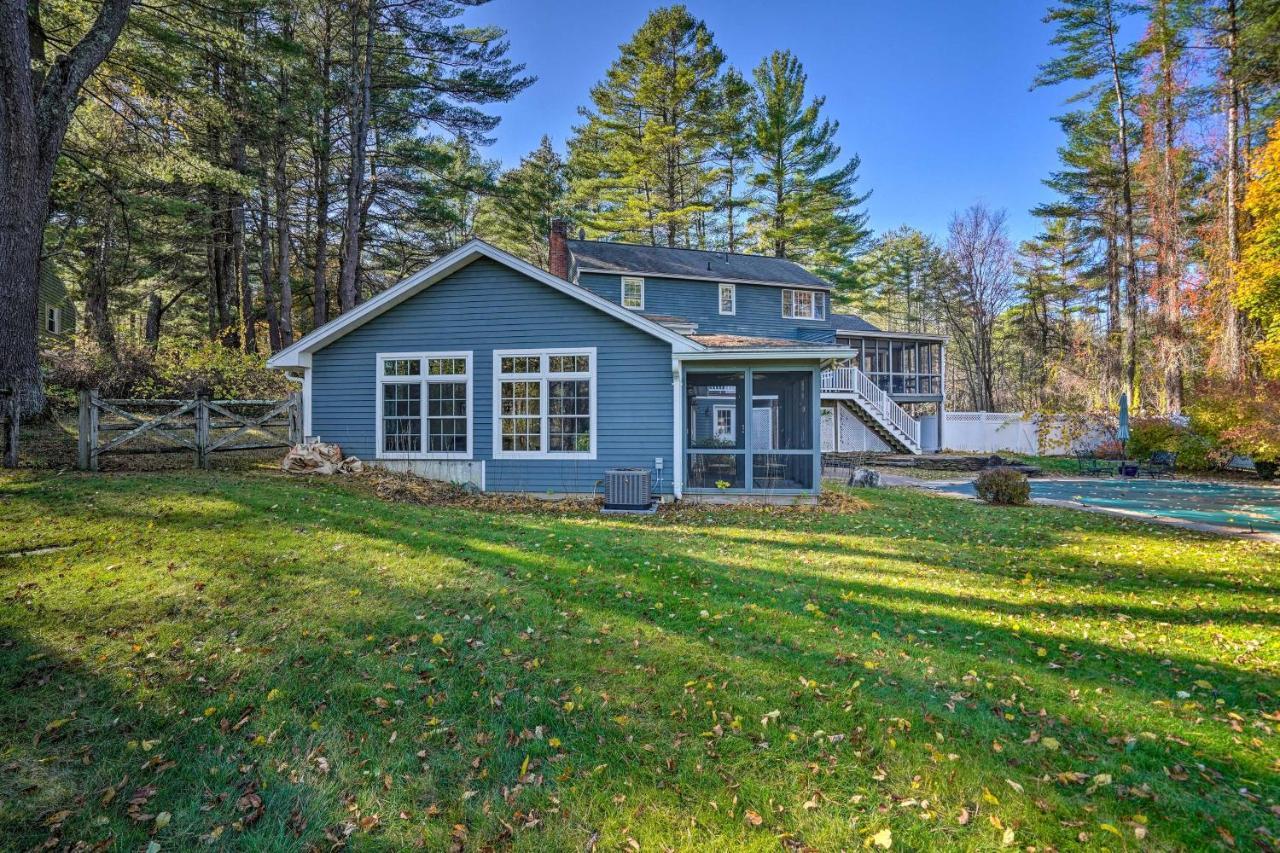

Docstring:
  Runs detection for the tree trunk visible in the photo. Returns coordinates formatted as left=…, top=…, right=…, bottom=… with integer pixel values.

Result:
left=0, top=0, right=134, bottom=424
left=1153, top=0, right=1184, bottom=413
left=312, top=8, right=333, bottom=329
left=81, top=206, right=117, bottom=353
left=337, top=0, right=373, bottom=314
left=232, top=117, right=255, bottom=354
left=260, top=194, right=281, bottom=352
left=144, top=291, right=162, bottom=344
left=1103, top=1, right=1140, bottom=406
left=275, top=132, right=294, bottom=346
left=275, top=11, right=294, bottom=346
left=1221, top=0, right=1244, bottom=378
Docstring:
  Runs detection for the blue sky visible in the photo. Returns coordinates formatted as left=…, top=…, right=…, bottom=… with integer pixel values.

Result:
left=462, top=0, right=1074, bottom=245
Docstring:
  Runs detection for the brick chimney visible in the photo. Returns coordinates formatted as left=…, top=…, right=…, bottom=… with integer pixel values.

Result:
left=549, top=218, right=570, bottom=280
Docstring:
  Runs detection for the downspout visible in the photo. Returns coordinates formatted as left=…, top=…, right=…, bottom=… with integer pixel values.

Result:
left=671, top=357, right=683, bottom=500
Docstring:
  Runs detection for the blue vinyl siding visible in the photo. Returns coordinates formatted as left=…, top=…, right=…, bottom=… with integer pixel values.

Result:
left=310, top=257, right=675, bottom=495
left=577, top=272, right=833, bottom=341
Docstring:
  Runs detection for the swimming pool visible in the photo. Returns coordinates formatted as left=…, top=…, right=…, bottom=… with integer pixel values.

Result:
left=928, top=478, right=1280, bottom=535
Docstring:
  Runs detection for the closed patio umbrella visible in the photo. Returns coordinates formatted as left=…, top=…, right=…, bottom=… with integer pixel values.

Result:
left=1118, top=392, right=1130, bottom=461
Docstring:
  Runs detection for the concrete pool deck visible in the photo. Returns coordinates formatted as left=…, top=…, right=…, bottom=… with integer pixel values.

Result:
left=909, top=476, right=1280, bottom=543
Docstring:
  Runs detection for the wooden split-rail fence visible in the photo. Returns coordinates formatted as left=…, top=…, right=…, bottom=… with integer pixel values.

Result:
left=77, top=390, right=301, bottom=471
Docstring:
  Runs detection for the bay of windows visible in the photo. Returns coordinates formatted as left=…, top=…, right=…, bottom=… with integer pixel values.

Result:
left=495, top=349, right=595, bottom=458
left=378, top=352, right=472, bottom=458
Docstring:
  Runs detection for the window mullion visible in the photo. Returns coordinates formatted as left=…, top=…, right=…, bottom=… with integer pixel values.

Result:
left=540, top=375, right=549, bottom=454
left=424, top=373, right=435, bottom=450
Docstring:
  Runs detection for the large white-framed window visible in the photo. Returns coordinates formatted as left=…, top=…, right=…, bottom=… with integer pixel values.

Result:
left=44, top=303, right=61, bottom=334
left=493, top=348, right=596, bottom=459
left=781, top=289, right=826, bottom=320
left=621, top=276, right=645, bottom=310
left=375, top=351, right=473, bottom=460
left=718, top=282, right=736, bottom=315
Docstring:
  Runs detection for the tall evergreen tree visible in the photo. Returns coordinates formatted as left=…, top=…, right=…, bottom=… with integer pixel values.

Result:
left=853, top=227, right=948, bottom=333
left=710, top=67, right=755, bottom=252
left=567, top=5, right=724, bottom=247
left=746, top=50, right=870, bottom=283
left=476, top=136, right=569, bottom=268
left=1036, top=0, right=1144, bottom=402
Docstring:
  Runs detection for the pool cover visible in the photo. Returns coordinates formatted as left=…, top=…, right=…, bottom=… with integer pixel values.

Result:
left=929, top=478, right=1280, bottom=535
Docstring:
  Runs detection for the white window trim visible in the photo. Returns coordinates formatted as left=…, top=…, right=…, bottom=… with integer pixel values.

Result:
left=621, top=276, right=645, bottom=310
left=45, top=303, right=62, bottom=334
left=712, top=404, right=736, bottom=442
left=718, top=282, right=736, bottom=315
left=374, top=351, right=473, bottom=461
left=782, top=288, right=825, bottom=321
left=493, top=347, right=597, bottom=460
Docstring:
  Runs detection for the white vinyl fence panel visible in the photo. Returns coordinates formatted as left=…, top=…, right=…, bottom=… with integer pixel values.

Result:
left=944, top=412, right=1038, bottom=454
left=942, top=412, right=1109, bottom=455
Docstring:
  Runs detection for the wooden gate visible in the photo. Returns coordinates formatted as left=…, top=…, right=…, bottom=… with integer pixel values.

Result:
left=77, top=390, right=301, bottom=471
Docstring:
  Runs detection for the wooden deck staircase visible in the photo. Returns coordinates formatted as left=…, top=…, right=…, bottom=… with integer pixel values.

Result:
left=820, top=362, right=922, bottom=454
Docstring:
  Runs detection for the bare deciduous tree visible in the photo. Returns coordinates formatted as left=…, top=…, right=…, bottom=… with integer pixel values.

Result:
left=933, top=204, right=1018, bottom=412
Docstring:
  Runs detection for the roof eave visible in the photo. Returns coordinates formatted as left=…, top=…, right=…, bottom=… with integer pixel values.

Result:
left=675, top=346, right=852, bottom=362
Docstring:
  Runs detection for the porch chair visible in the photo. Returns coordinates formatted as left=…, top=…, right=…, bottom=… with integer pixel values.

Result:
left=1074, top=449, right=1114, bottom=476
left=1141, top=450, right=1178, bottom=479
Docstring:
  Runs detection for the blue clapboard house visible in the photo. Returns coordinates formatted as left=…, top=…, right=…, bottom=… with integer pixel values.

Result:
left=268, top=221, right=944, bottom=501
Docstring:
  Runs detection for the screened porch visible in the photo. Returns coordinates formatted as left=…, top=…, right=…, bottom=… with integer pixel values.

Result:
left=684, top=367, right=820, bottom=494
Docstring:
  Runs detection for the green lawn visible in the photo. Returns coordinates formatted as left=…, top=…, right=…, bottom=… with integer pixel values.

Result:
left=2, top=470, right=1278, bottom=850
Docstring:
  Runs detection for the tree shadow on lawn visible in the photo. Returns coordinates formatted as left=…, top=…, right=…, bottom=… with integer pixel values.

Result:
left=5, top=471, right=1280, bottom=849
left=683, top=497, right=1280, bottom=599
left=0, top=630, right=365, bottom=851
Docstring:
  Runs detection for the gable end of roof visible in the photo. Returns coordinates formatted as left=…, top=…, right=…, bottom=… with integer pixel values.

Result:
left=266, top=240, right=702, bottom=369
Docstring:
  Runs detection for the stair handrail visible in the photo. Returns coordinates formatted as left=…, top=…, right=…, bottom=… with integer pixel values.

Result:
left=822, top=361, right=921, bottom=449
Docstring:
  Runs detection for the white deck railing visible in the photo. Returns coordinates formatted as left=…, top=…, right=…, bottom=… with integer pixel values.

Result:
left=821, top=362, right=920, bottom=449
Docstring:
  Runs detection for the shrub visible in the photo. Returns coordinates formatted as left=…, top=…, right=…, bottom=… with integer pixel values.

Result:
left=1126, top=417, right=1217, bottom=471
left=42, top=338, right=290, bottom=407
left=139, top=340, right=291, bottom=400
left=1094, top=439, right=1125, bottom=460
left=42, top=340, right=161, bottom=403
left=1127, top=417, right=1182, bottom=460
left=1190, top=378, right=1280, bottom=468
left=975, top=467, right=1031, bottom=506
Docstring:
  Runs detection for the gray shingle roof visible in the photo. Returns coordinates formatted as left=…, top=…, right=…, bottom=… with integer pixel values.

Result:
left=567, top=240, right=830, bottom=289
left=829, top=312, right=881, bottom=333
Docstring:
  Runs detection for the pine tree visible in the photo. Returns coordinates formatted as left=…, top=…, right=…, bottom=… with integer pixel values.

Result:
left=1034, top=102, right=1126, bottom=397
left=746, top=50, right=870, bottom=283
left=854, top=227, right=948, bottom=333
left=710, top=68, right=755, bottom=252
left=476, top=137, right=569, bottom=268
left=568, top=6, right=725, bottom=246
left=1036, top=0, right=1144, bottom=403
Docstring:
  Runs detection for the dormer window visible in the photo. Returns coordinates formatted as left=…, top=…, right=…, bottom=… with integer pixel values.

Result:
left=782, top=289, right=825, bottom=321
left=718, top=283, right=735, bottom=315
left=621, top=276, right=644, bottom=310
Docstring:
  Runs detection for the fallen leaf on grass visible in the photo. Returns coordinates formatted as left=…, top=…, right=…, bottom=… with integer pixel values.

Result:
left=865, top=827, right=892, bottom=848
